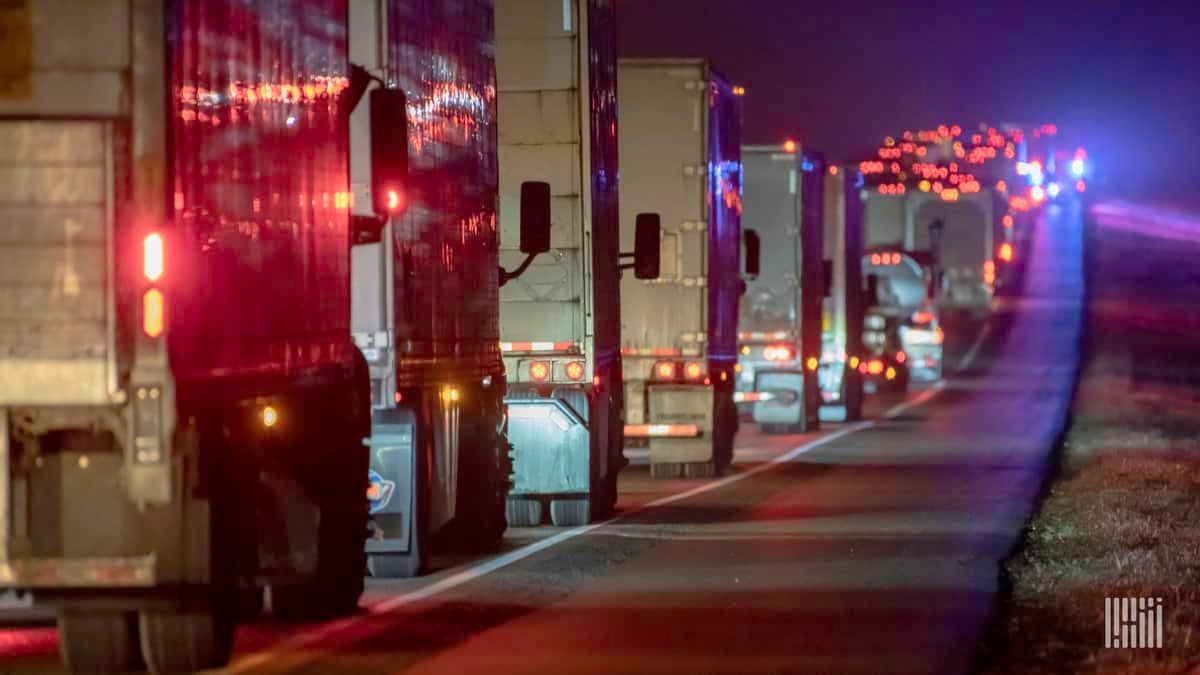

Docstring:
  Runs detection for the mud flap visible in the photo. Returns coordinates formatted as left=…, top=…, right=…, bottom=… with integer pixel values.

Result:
left=752, top=370, right=806, bottom=427
left=365, top=409, right=417, bottom=556
left=505, top=398, right=589, bottom=498
left=647, top=385, right=714, bottom=465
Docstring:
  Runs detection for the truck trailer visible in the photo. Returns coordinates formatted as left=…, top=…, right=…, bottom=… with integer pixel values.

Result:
left=350, top=0, right=551, bottom=578
left=495, top=0, right=657, bottom=526
left=1, top=1, right=372, bottom=671
left=819, top=165, right=866, bottom=422
left=617, top=59, right=751, bottom=477
left=737, top=145, right=825, bottom=434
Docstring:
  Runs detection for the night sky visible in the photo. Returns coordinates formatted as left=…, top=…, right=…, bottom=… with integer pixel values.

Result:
left=616, top=1, right=1199, bottom=198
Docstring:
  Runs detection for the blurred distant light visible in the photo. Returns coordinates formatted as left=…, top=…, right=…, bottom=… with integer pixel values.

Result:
left=1016, top=162, right=1031, bottom=176
left=1047, top=182, right=1061, bottom=198
left=1076, top=180, right=1087, bottom=193
left=919, top=180, right=932, bottom=192
left=996, top=179, right=1007, bottom=193
left=286, top=115, right=297, bottom=127
left=828, top=165, right=839, bottom=176
left=733, top=85, right=746, bottom=96
left=1030, top=185, right=1046, bottom=203
left=999, top=242, right=1014, bottom=262
left=1070, top=158, right=1085, bottom=177
left=784, top=139, right=797, bottom=153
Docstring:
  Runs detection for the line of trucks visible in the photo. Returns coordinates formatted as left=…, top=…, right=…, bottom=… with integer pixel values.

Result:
left=0, top=1, right=979, bottom=671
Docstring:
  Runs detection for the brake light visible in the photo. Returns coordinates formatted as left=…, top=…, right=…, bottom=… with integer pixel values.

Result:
left=763, top=343, right=795, bottom=362
left=911, top=310, right=935, bottom=325
left=529, top=361, right=550, bottom=382
left=983, top=260, right=996, bottom=285
left=896, top=351, right=906, bottom=363
left=565, top=361, right=585, bottom=381
left=142, top=289, right=164, bottom=338
left=684, top=362, right=704, bottom=381
left=387, top=189, right=403, bottom=212
left=999, top=243, right=1013, bottom=262
left=654, top=361, right=677, bottom=380
left=144, top=233, right=164, bottom=282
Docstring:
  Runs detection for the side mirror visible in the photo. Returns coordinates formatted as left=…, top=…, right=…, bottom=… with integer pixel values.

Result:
left=822, top=259, right=833, bottom=297
left=743, top=229, right=761, bottom=279
left=633, top=213, right=661, bottom=279
left=370, top=88, right=409, bottom=217
left=864, top=273, right=879, bottom=306
left=520, top=181, right=552, bottom=255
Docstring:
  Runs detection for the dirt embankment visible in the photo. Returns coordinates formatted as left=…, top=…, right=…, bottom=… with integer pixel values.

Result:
left=977, top=204, right=1200, bottom=674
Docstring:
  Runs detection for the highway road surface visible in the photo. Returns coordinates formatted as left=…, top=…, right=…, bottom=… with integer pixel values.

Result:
left=0, top=200, right=1084, bottom=674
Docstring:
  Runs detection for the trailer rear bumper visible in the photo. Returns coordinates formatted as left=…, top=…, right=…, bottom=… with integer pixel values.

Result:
left=0, top=555, right=156, bottom=589
left=505, top=396, right=590, bottom=497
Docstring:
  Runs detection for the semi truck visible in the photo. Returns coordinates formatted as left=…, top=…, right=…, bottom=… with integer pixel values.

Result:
left=737, top=145, right=825, bottom=434
left=495, top=0, right=658, bottom=526
left=350, top=0, right=551, bottom=578
left=617, top=59, right=753, bottom=478
left=0, top=1, right=373, bottom=671
left=819, top=165, right=866, bottom=422
left=864, top=188, right=997, bottom=319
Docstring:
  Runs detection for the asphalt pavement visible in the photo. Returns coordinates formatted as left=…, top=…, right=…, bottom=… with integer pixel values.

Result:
left=0, top=200, right=1084, bottom=674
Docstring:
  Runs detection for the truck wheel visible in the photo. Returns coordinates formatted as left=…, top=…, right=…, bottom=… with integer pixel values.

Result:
left=367, top=423, right=431, bottom=579
left=549, top=497, right=590, bottom=526
left=139, top=609, right=235, bottom=673
left=58, top=611, right=141, bottom=673
left=505, top=498, right=543, bottom=526
left=274, top=366, right=370, bottom=613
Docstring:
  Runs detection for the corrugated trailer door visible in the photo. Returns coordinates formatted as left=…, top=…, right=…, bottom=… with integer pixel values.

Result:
left=0, top=120, right=116, bottom=406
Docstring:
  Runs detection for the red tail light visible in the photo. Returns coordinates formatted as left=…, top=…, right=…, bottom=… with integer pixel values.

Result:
left=684, top=362, right=705, bottom=381
left=529, top=361, right=550, bottom=382
left=999, top=243, right=1014, bottom=262
left=654, top=361, right=677, bottom=380
left=763, top=343, right=795, bottom=362
left=564, top=361, right=585, bottom=381
left=144, top=233, right=164, bottom=282
left=143, top=289, right=164, bottom=338
left=983, top=260, right=996, bottom=285
left=896, top=351, right=906, bottom=364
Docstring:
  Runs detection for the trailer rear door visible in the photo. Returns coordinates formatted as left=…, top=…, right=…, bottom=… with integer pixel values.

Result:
left=0, top=120, right=117, bottom=405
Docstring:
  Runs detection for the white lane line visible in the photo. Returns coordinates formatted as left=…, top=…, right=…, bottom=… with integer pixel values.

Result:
left=883, top=381, right=945, bottom=419
left=957, top=323, right=990, bottom=372
left=224, top=423, right=872, bottom=673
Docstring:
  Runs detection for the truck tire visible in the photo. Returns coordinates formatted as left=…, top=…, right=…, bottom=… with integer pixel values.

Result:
left=58, top=611, right=141, bottom=673
left=435, top=416, right=509, bottom=553
left=273, top=364, right=370, bottom=614
left=549, top=497, right=590, bottom=526
left=505, top=498, right=543, bottom=527
left=139, top=609, right=234, bottom=674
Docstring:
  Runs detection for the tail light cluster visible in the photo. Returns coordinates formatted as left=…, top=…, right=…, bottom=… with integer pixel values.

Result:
left=652, top=360, right=707, bottom=383
left=527, top=360, right=586, bottom=383
left=762, top=343, right=795, bottom=362
left=142, top=233, right=165, bottom=338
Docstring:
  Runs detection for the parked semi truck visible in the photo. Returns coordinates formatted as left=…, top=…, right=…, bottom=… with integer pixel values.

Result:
left=617, top=59, right=752, bottom=477
left=737, top=144, right=824, bottom=434
left=819, top=165, right=866, bottom=422
left=350, top=0, right=552, bottom=578
left=495, top=0, right=658, bottom=526
left=0, top=1, right=372, bottom=671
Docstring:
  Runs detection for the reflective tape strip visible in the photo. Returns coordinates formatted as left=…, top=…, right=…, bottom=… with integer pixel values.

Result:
left=733, top=391, right=776, bottom=403
left=738, top=331, right=791, bottom=341
left=623, top=424, right=701, bottom=438
left=502, top=341, right=577, bottom=353
left=620, top=347, right=683, bottom=357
